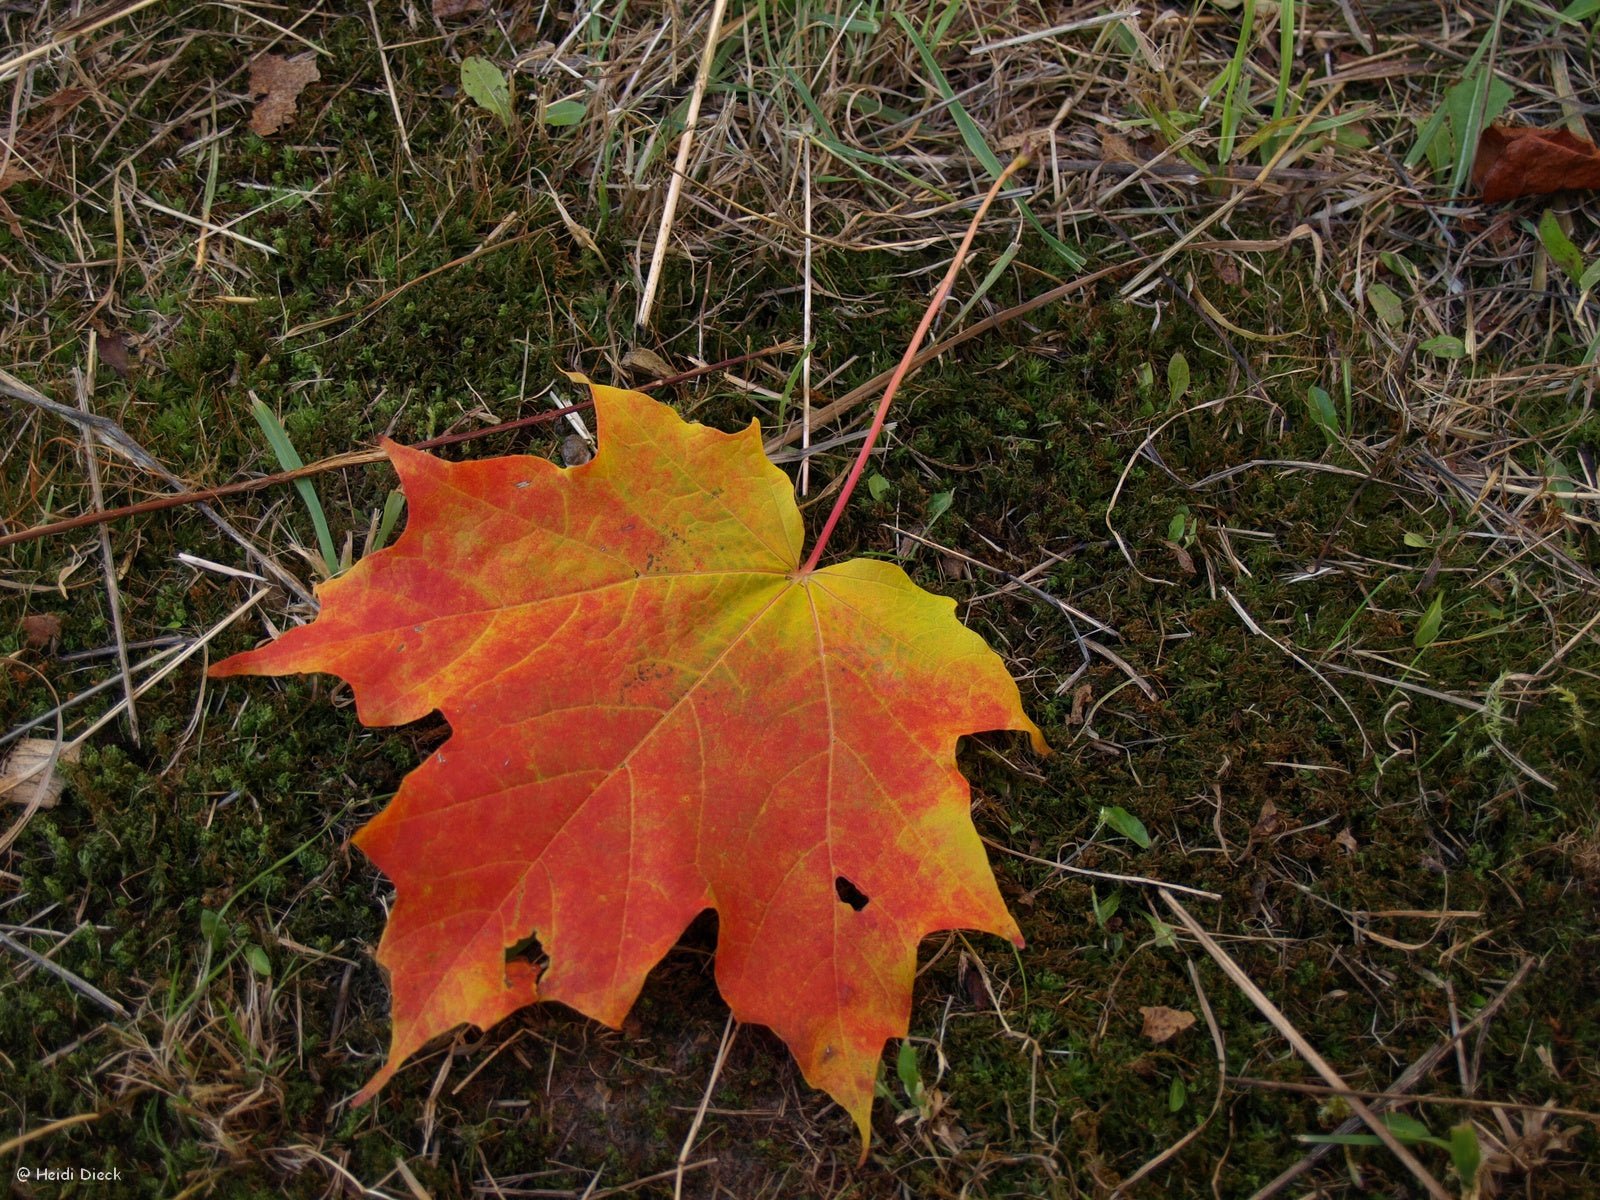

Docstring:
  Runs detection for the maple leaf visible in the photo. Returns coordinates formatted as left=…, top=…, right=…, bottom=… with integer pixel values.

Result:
left=211, top=382, right=1044, bottom=1143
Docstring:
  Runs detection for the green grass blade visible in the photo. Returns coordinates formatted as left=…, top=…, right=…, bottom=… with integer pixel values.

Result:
left=1447, top=0, right=1510, bottom=196
left=785, top=71, right=951, bottom=200
left=1217, top=0, right=1258, bottom=164
left=1272, top=0, right=1295, bottom=125
left=949, top=239, right=1020, bottom=328
left=373, top=489, right=406, bottom=553
left=250, top=399, right=340, bottom=577
left=1263, top=0, right=1295, bottom=160
left=894, top=13, right=1085, bottom=269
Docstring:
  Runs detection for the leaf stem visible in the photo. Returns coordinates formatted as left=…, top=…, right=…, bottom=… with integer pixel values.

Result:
left=798, top=149, right=1034, bottom=576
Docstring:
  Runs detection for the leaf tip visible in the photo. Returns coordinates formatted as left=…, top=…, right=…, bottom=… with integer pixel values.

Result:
left=349, top=1061, right=396, bottom=1108
left=849, top=1105, right=873, bottom=1165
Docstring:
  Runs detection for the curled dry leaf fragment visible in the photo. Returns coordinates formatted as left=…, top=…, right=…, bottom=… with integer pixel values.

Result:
left=1473, top=125, right=1600, bottom=202
left=620, top=347, right=675, bottom=379
left=1251, top=797, right=1282, bottom=841
left=432, top=0, right=487, bottom=16
left=1139, top=1005, right=1196, bottom=1043
left=0, top=739, right=80, bottom=809
left=91, top=321, right=134, bottom=378
left=1098, top=131, right=1145, bottom=165
left=248, top=53, right=320, bottom=137
left=21, top=613, right=62, bottom=649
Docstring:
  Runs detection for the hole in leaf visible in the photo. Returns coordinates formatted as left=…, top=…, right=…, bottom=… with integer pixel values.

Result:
left=835, top=876, right=869, bottom=912
left=505, top=931, right=548, bottom=971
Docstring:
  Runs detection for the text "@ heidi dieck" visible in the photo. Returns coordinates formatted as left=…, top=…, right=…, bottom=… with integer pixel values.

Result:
left=14, top=1163, right=124, bottom=1187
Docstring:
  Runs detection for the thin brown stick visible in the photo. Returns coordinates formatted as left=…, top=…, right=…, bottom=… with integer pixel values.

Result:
left=3, top=257, right=1145, bottom=556
left=763, top=255, right=1149, bottom=455
left=3, top=370, right=314, bottom=600
left=0, top=347, right=794, bottom=552
left=0, top=446, right=392, bottom=551
left=2, top=249, right=1139, bottom=559
left=1160, top=890, right=1453, bottom=1200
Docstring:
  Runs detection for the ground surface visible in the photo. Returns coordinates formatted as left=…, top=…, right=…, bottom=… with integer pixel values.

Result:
left=2, top=2, right=1598, bottom=1197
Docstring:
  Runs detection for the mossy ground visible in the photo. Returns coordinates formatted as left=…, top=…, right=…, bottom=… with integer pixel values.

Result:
left=3, top=3, right=1598, bottom=1197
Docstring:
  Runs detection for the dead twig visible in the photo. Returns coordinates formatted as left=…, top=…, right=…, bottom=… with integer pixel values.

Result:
left=1, top=369, right=313, bottom=604
left=1228, top=1076, right=1599, bottom=1124
left=0, top=929, right=130, bottom=1019
left=0, top=343, right=799, bottom=552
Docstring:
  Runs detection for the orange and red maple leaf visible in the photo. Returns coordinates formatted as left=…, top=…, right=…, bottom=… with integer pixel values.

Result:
left=212, top=382, right=1044, bottom=1141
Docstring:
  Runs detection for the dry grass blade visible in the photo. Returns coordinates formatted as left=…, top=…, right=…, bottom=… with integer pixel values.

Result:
left=75, top=343, right=139, bottom=745
left=0, top=1110, right=104, bottom=1156
left=675, top=1016, right=737, bottom=1196
left=1229, top=1076, right=1600, bottom=1124
left=635, top=0, right=731, bottom=329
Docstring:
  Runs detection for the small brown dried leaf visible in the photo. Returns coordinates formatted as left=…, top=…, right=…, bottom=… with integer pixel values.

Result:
left=621, top=347, right=675, bottom=379
left=433, top=0, right=487, bottom=16
left=1139, top=1005, right=1196, bottom=1043
left=1068, top=683, right=1093, bottom=727
left=248, top=53, right=320, bottom=137
left=1099, top=131, right=1143, bottom=165
left=1, top=738, right=80, bottom=808
left=1163, top=539, right=1196, bottom=575
left=1251, top=798, right=1282, bottom=841
left=21, top=613, right=62, bottom=648
left=92, top=323, right=133, bottom=378
left=0, top=163, right=35, bottom=193
left=1473, top=125, right=1600, bottom=203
